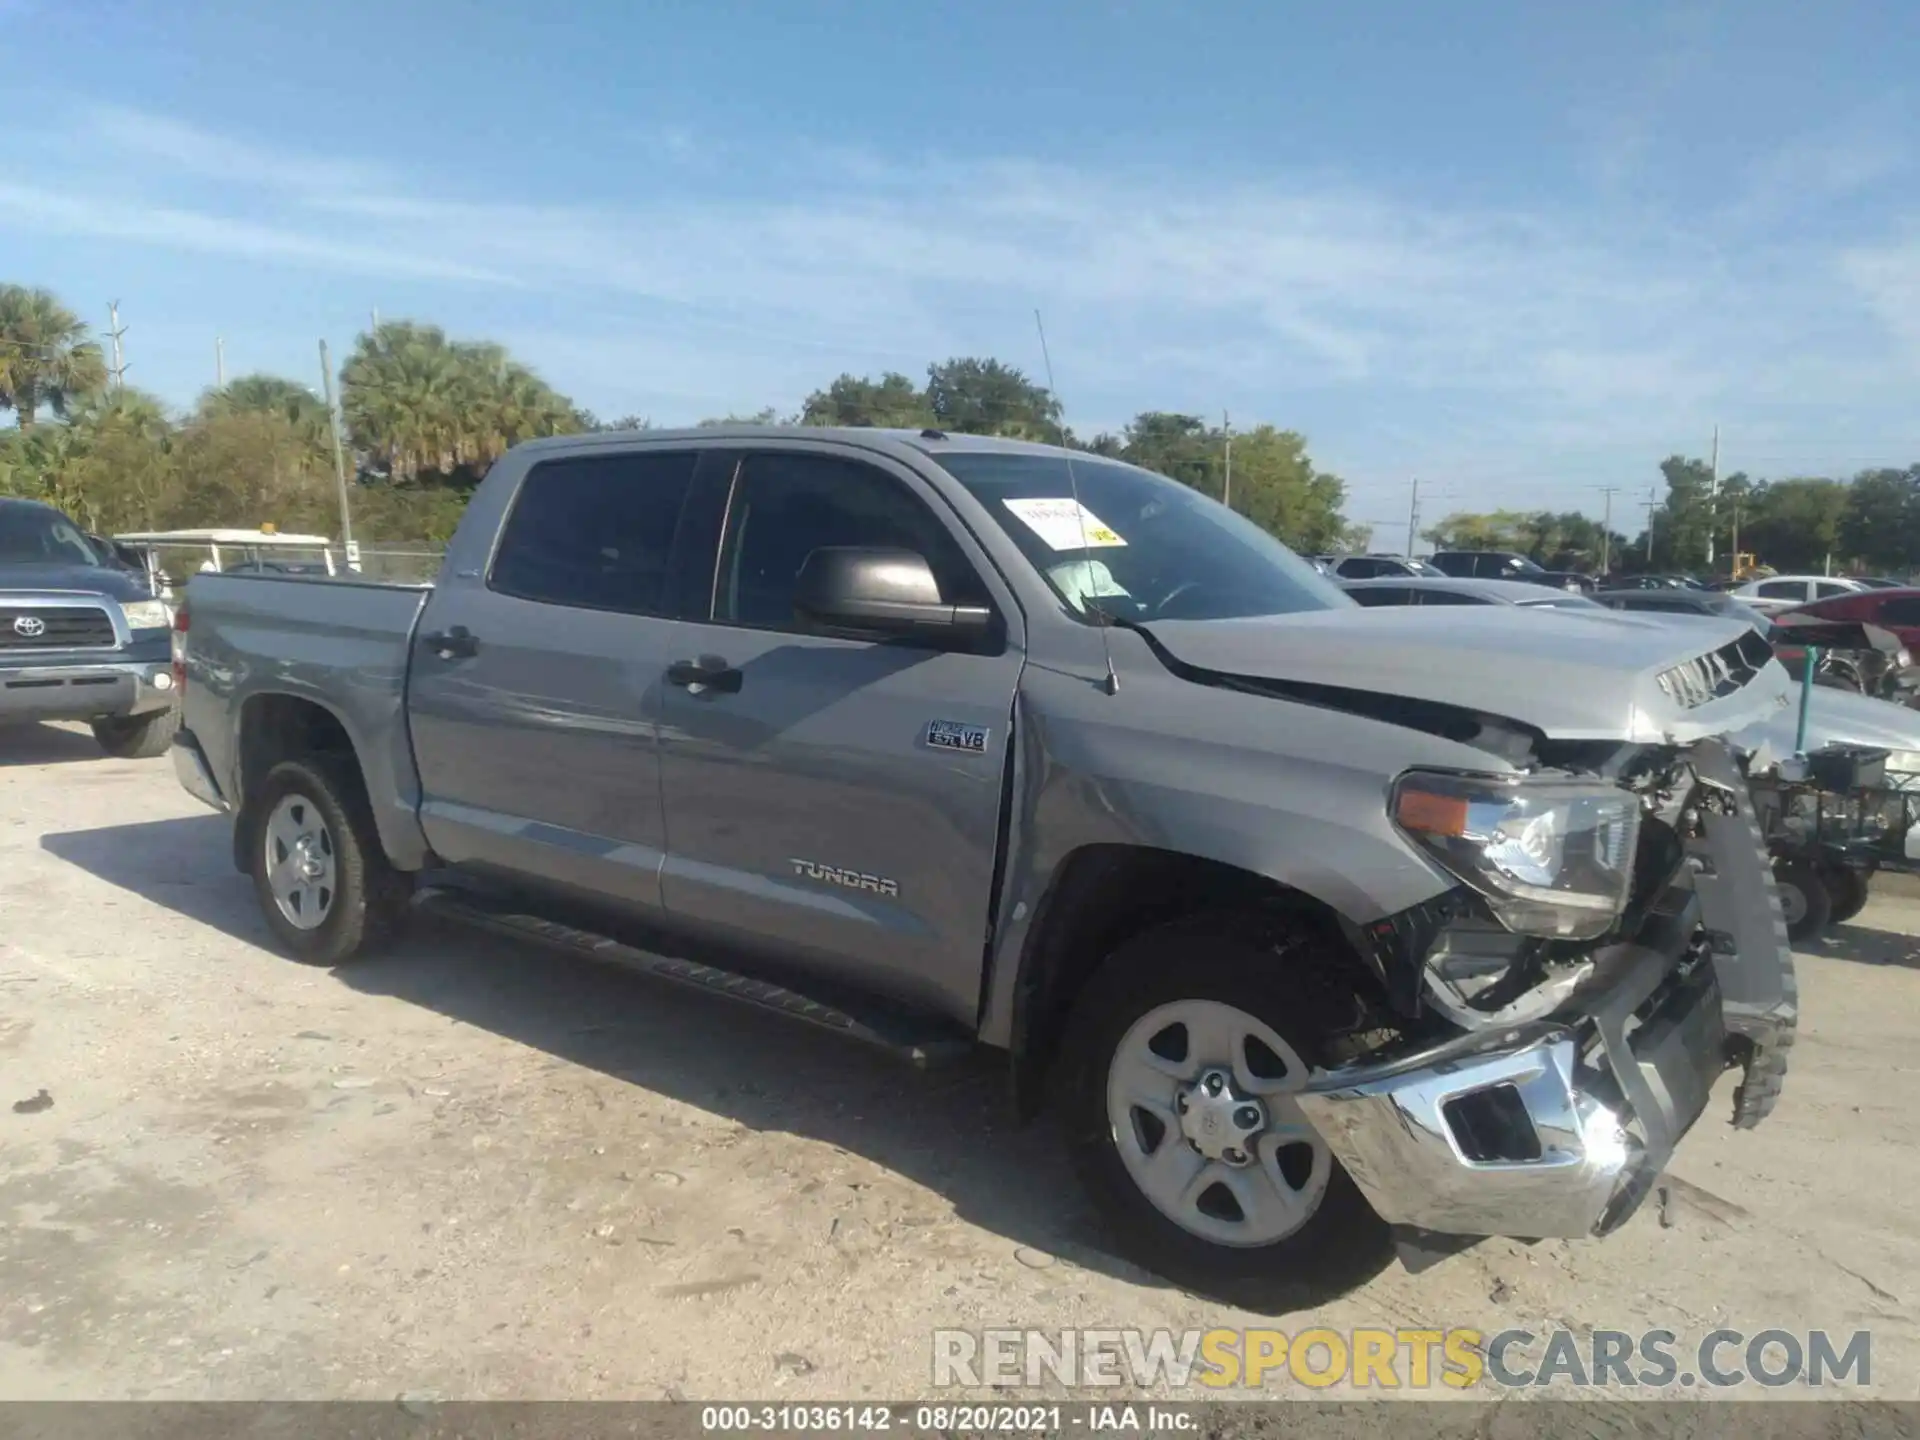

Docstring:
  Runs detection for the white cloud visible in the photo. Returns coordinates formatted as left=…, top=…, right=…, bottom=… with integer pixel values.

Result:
left=7, top=102, right=1920, bottom=499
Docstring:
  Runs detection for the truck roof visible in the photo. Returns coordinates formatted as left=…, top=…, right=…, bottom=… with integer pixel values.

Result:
left=509, top=426, right=1086, bottom=463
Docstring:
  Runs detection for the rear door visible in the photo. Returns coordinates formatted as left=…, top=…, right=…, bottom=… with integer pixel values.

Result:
left=653, top=444, right=1024, bottom=1022
left=406, top=446, right=707, bottom=912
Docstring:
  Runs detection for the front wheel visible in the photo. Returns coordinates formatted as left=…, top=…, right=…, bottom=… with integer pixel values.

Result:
left=1773, top=859, right=1832, bottom=943
left=1056, top=914, right=1392, bottom=1310
left=91, top=706, right=180, bottom=758
left=247, top=756, right=410, bottom=966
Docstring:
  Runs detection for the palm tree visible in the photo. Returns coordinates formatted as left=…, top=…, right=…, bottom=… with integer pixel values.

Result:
left=199, top=373, right=335, bottom=464
left=0, top=285, right=109, bottom=430
left=341, top=321, right=577, bottom=482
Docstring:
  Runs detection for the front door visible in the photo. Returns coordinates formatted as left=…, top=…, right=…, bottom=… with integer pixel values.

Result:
left=407, top=446, right=703, bottom=913
left=655, top=446, right=1024, bottom=1022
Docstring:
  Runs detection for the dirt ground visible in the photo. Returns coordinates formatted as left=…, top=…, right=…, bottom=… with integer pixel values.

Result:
left=1, top=720, right=1916, bottom=1404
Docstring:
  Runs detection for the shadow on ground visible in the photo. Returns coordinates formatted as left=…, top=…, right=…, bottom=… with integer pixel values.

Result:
left=1812, top=920, right=1920, bottom=970
left=0, top=723, right=112, bottom=768
left=40, top=813, right=1164, bottom=1299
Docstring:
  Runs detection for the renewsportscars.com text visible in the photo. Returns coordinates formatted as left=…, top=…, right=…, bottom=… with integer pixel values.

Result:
left=933, top=1327, right=1873, bottom=1391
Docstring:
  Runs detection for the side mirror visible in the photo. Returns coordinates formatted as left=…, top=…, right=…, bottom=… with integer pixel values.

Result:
left=793, top=547, right=992, bottom=638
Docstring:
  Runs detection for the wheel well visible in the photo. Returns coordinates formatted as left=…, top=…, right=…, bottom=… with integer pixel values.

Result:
left=231, top=694, right=362, bottom=873
left=1007, top=845, right=1360, bottom=1121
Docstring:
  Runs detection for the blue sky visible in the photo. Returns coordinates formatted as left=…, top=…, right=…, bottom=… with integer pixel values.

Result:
left=5, top=0, right=1919, bottom=536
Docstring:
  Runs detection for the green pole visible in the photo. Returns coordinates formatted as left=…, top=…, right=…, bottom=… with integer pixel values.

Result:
left=1795, top=646, right=1820, bottom=756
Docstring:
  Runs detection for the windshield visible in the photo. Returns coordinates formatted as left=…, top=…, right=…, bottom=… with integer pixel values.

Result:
left=935, top=451, right=1351, bottom=621
left=1503, top=555, right=1548, bottom=576
left=0, top=505, right=104, bottom=567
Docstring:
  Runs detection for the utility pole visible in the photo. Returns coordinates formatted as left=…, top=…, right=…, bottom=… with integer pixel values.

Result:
left=1705, top=424, right=1720, bottom=571
left=215, top=336, right=226, bottom=388
left=105, top=302, right=128, bottom=390
left=318, top=340, right=356, bottom=555
left=1731, top=498, right=1742, bottom=567
left=370, top=307, right=381, bottom=332
left=1644, top=486, right=1659, bottom=563
left=1221, top=411, right=1233, bottom=511
left=1405, top=477, right=1421, bottom=558
left=1598, top=486, right=1620, bottom=575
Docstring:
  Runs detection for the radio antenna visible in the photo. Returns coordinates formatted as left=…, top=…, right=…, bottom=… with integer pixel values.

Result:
left=1033, top=309, right=1119, bottom=696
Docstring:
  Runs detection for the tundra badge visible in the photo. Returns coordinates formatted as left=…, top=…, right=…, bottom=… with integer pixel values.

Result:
left=926, top=719, right=990, bottom=754
left=789, top=859, right=900, bottom=897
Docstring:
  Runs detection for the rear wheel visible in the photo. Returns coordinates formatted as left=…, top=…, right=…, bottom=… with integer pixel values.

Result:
left=247, top=756, right=410, bottom=966
left=91, top=706, right=179, bottom=758
left=1056, top=914, right=1392, bottom=1310
left=1773, top=859, right=1832, bottom=943
left=1823, top=866, right=1870, bottom=926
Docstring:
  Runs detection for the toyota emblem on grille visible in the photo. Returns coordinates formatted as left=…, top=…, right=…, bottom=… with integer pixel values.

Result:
left=12, top=616, right=46, bottom=638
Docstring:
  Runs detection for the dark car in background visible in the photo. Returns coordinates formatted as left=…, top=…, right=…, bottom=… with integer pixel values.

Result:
left=1591, top=587, right=1773, bottom=626
left=1340, top=576, right=1611, bottom=611
left=1320, top=553, right=1448, bottom=580
left=0, top=498, right=181, bottom=757
left=1428, top=549, right=1595, bottom=593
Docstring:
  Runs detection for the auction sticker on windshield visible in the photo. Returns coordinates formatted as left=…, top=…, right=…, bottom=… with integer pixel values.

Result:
left=1002, top=497, right=1127, bottom=550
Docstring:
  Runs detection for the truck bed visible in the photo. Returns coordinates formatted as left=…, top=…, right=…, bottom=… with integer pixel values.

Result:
left=178, top=571, right=436, bottom=870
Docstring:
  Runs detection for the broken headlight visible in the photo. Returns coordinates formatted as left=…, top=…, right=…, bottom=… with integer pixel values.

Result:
left=1392, top=771, right=1640, bottom=941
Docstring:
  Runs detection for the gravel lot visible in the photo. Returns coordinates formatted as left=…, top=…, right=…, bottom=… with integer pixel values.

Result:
left=1, top=721, right=1916, bottom=1403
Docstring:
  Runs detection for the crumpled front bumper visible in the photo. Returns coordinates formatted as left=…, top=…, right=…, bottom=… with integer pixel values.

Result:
left=1297, top=740, right=1796, bottom=1242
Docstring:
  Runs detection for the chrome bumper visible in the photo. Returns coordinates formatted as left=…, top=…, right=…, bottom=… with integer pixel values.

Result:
left=1299, top=741, right=1796, bottom=1241
left=0, top=658, right=176, bottom=721
left=171, top=726, right=230, bottom=812
left=1297, top=939, right=1722, bottom=1239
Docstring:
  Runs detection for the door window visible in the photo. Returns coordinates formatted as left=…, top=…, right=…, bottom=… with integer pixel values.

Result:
left=713, top=452, right=989, bottom=631
left=489, top=451, right=699, bottom=615
left=1755, top=580, right=1806, bottom=601
left=1814, top=581, right=1854, bottom=599
left=1416, top=589, right=1492, bottom=605
left=1346, top=586, right=1412, bottom=607
left=1335, top=557, right=1383, bottom=578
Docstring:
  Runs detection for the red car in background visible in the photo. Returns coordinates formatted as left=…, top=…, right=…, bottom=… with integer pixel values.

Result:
left=1777, top=586, right=1920, bottom=650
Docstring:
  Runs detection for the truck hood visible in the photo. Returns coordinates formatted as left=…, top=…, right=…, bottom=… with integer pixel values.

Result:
left=1143, top=606, right=1794, bottom=744
left=0, top=562, right=152, bottom=602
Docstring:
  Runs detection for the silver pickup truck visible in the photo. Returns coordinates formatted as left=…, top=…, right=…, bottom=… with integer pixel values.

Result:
left=170, top=426, right=1797, bottom=1307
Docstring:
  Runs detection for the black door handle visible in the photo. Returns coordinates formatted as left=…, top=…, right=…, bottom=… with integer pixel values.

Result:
left=667, top=656, right=743, bottom=694
left=422, top=625, right=478, bottom=659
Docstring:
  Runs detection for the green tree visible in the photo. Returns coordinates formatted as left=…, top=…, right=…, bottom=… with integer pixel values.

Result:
left=199, top=373, right=334, bottom=467
left=0, top=285, right=109, bottom=431
left=340, top=321, right=577, bottom=484
left=1838, top=468, right=1920, bottom=574
left=800, top=372, right=932, bottom=428
left=924, top=358, right=1060, bottom=438
left=1738, top=478, right=1849, bottom=573
left=697, top=407, right=786, bottom=427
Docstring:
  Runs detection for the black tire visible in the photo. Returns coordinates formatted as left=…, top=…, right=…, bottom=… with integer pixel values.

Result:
left=1824, top=866, right=1870, bottom=926
left=1773, top=859, right=1833, bottom=943
left=1056, top=913, right=1393, bottom=1311
left=91, top=706, right=180, bottom=759
left=246, top=755, right=410, bottom=966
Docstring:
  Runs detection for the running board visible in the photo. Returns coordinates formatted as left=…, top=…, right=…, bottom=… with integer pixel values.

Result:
left=414, top=888, right=976, bottom=1069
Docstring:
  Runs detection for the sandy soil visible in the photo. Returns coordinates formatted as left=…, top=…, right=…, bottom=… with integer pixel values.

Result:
left=1, top=721, right=1914, bottom=1405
